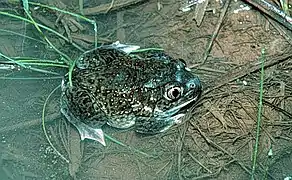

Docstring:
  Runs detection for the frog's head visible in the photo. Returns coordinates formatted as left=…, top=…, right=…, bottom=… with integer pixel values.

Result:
left=134, top=59, right=202, bottom=134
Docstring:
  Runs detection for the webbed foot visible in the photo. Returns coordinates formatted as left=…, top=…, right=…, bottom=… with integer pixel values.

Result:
left=60, top=98, right=106, bottom=146
left=108, top=41, right=140, bottom=53
left=73, top=121, right=106, bottom=146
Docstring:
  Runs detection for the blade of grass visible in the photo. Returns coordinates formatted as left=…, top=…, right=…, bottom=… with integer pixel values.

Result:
left=68, top=57, right=77, bottom=87
left=22, top=0, right=29, bottom=11
left=0, top=52, right=27, bottom=68
left=13, top=58, right=65, bottom=62
left=42, top=84, right=69, bottom=163
left=1, top=60, right=68, bottom=68
left=0, top=76, right=63, bottom=80
left=17, top=62, right=68, bottom=68
left=251, top=48, right=266, bottom=180
left=0, top=58, right=68, bottom=76
left=22, top=1, right=71, bottom=65
left=0, top=53, right=64, bottom=75
left=29, top=1, right=98, bottom=48
left=0, top=28, right=46, bottom=45
left=10, top=58, right=68, bottom=66
left=27, top=67, right=62, bottom=75
left=0, top=11, right=85, bottom=53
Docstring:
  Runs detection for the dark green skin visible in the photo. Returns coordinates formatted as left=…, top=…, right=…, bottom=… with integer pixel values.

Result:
left=61, top=47, right=202, bottom=134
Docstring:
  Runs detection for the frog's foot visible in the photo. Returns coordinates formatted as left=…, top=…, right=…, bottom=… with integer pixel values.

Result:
left=108, top=41, right=140, bottom=54
left=60, top=100, right=106, bottom=146
left=73, top=121, right=106, bottom=146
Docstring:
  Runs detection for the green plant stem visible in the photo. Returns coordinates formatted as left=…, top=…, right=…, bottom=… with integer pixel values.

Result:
left=13, top=58, right=63, bottom=62
left=0, top=76, right=63, bottom=80
left=10, top=58, right=68, bottom=67
left=0, top=11, right=85, bottom=53
left=251, top=48, right=266, bottom=180
left=0, top=58, right=68, bottom=76
left=28, top=67, right=61, bottom=75
left=42, top=84, right=69, bottom=163
left=19, top=62, right=68, bottom=68
left=29, top=1, right=98, bottom=48
left=22, top=7, right=71, bottom=65
left=0, top=52, right=27, bottom=68
left=0, top=28, right=46, bottom=45
left=0, top=55, right=66, bottom=74
left=68, top=59, right=77, bottom=87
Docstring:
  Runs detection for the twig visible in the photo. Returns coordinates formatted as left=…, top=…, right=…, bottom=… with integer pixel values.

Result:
left=262, top=98, right=292, bottom=118
left=106, top=0, right=115, bottom=13
left=193, top=0, right=231, bottom=66
left=83, top=0, right=147, bottom=15
left=243, top=0, right=292, bottom=30
left=177, top=123, right=188, bottom=180
left=266, top=16, right=292, bottom=44
left=188, top=152, right=212, bottom=173
left=190, top=122, right=252, bottom=175
left=202, top=51, right=292, bottom=97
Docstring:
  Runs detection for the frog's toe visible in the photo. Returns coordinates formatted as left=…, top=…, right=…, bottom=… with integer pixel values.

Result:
left=61, top=95, right=106, bottom=146
left=109, top=41, right=140, bottom=53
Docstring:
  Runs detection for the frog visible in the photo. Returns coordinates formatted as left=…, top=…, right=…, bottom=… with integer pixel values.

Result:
left=60, top=42, right=202, bottom=146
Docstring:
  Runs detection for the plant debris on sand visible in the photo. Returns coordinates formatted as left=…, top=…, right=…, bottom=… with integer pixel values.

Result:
left=0, top=0, right=292, bottom=179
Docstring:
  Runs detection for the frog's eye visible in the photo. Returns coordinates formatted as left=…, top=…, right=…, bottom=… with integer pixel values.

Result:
left=166, top=86, right=183, bottom=100
left=178, top=58, right=187, bottom=66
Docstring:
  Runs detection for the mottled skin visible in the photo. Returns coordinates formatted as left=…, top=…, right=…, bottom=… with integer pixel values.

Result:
left=61, top=46, right=201, bottom=141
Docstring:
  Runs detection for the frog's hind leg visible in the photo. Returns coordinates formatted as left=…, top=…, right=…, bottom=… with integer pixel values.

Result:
left=60, top=97, right=106, bottom=146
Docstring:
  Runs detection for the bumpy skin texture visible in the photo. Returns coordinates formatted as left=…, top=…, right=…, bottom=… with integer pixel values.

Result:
left=61, top=47, right=202, bottom=134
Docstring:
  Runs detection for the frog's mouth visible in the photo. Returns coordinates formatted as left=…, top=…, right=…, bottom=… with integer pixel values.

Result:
left=135, top=85, right=202, bottom=134
left=134, top=94, right=199, bottom=134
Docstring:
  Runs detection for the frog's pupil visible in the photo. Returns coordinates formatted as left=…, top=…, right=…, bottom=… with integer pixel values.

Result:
left=173, top=89, right=179, bottom=98
left=170, top=87, right=180, bottom=99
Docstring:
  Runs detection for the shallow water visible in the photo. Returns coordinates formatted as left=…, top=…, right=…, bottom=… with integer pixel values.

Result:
left=1, top=0, right=292, bottom=179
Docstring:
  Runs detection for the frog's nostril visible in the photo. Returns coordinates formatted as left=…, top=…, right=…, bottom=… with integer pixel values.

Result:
left=190, top=83, right=195, bottom=88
